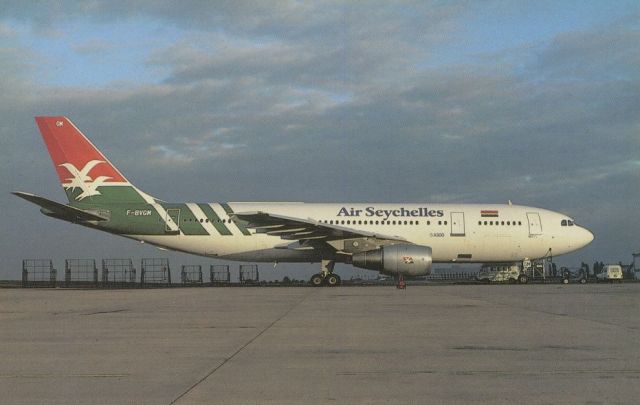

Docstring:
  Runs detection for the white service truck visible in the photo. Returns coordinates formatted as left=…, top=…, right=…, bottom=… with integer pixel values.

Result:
left=596, top=264, right=623, bottom=282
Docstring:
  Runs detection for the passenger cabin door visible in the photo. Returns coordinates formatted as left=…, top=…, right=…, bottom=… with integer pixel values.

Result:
left=450, top=212, right=465, bottom=237
left=165, top=208, right=181, bottom=234
left=526, top=212, right=542, bottom=235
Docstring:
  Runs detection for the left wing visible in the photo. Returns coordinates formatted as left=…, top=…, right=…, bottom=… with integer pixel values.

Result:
left=232, top=211, right=408, bottom=254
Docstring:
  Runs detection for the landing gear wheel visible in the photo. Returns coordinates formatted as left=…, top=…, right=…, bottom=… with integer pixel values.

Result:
left=310, top=273, right=324, bottom=287
left=563, top=278, right=569, bottom=284
left=518, top=274, right=528, bottom=284
left=325, top=274, right=341, bottom=286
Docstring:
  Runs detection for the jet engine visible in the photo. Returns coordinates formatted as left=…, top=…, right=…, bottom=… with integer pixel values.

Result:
left=352, top=244, right=432, bottom=276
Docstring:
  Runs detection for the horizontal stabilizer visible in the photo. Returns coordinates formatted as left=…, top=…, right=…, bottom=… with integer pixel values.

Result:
left=13, top=191, right=109, bottom=222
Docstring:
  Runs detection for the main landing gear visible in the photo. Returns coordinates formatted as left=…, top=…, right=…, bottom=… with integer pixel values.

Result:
left=310, top=260, right=342, bottom=287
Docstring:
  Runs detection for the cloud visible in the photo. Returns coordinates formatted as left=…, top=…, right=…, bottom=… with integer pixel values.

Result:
left=533, top=14, right=640, bottom=82
left=72, top=38, right=115, bottom=55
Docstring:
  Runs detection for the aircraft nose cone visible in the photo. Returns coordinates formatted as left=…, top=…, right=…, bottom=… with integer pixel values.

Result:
left=580, top=227, right=594, bottom=247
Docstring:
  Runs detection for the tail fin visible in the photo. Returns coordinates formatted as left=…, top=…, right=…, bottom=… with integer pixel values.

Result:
left=35, top=116, right=152, bottom=205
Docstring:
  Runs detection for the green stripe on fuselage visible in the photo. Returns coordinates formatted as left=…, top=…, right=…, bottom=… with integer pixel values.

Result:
left=162, top=203, right=209, bottom=235
left=198, top=204, right=232, bottom=235
left=220, top=203, right=251, bottom=236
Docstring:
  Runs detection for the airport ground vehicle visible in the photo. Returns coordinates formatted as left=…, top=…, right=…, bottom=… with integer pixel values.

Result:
left=561, top=267, right=587, bottom=284
left=475, top=263, right=527, bottom=284
left=631, top=253, right=640, bottom=280
left=596, top=264, right=623, bottom=282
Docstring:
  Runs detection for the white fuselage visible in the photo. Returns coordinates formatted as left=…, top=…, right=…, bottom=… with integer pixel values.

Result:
left=129, top=202, right=594, bottom=264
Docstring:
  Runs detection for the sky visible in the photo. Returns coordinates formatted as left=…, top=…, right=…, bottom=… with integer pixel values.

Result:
left=1, top=1, right=639, bottom=281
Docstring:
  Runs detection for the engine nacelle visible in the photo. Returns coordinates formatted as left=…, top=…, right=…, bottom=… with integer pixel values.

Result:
left=352, top=244, right=432, bottom=276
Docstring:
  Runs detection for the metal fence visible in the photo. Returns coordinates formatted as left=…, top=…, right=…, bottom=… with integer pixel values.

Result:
left=239, top=264, right=259, bottom=284
left=210, top=264, right=231, bottom=284
left=181, top=265, right=203, bottom=285
left=140, top=258, right=171, bottom=286
left=64, top=259, right=98, bottom=287
left=22, top=259, right=57, bottom=287
left=102, top=258, right=137, bottom=287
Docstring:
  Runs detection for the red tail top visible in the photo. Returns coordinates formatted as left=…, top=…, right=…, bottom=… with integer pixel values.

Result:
left=35, top=116, right=128, bottom=185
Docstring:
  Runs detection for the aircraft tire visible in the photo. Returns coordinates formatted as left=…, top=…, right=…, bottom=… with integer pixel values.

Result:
left=563, top=278, right=569, bottom=284
left=310, top=274, right=324, bottom=287
left=325, top=274, right=340, bottom=287
left=518, top=274, right=528, bottom=284
left=580, top=278, right=587, bottom=284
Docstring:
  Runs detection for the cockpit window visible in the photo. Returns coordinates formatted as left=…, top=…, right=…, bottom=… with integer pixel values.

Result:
left=568, top=220, right=574, bottom=226
left=561, top=219, right=567, bottom=226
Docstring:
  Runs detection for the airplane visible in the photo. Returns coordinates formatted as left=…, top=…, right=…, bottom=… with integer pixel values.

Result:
left=14, top=116, right=594, bottom=286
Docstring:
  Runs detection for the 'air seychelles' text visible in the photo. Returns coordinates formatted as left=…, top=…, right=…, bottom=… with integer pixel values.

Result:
left=337, top=206, right=444, bottom=221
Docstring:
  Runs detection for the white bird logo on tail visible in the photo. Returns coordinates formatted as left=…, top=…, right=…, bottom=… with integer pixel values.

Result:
left=59, top=160, right=112, bottom=200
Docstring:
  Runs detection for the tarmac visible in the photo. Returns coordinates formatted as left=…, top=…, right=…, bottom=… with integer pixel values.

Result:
left=1, top=284, right=639, bottom=404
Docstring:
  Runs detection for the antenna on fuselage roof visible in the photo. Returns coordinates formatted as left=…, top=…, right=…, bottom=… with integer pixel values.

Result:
left=508, top=200, right=513, bottom=206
